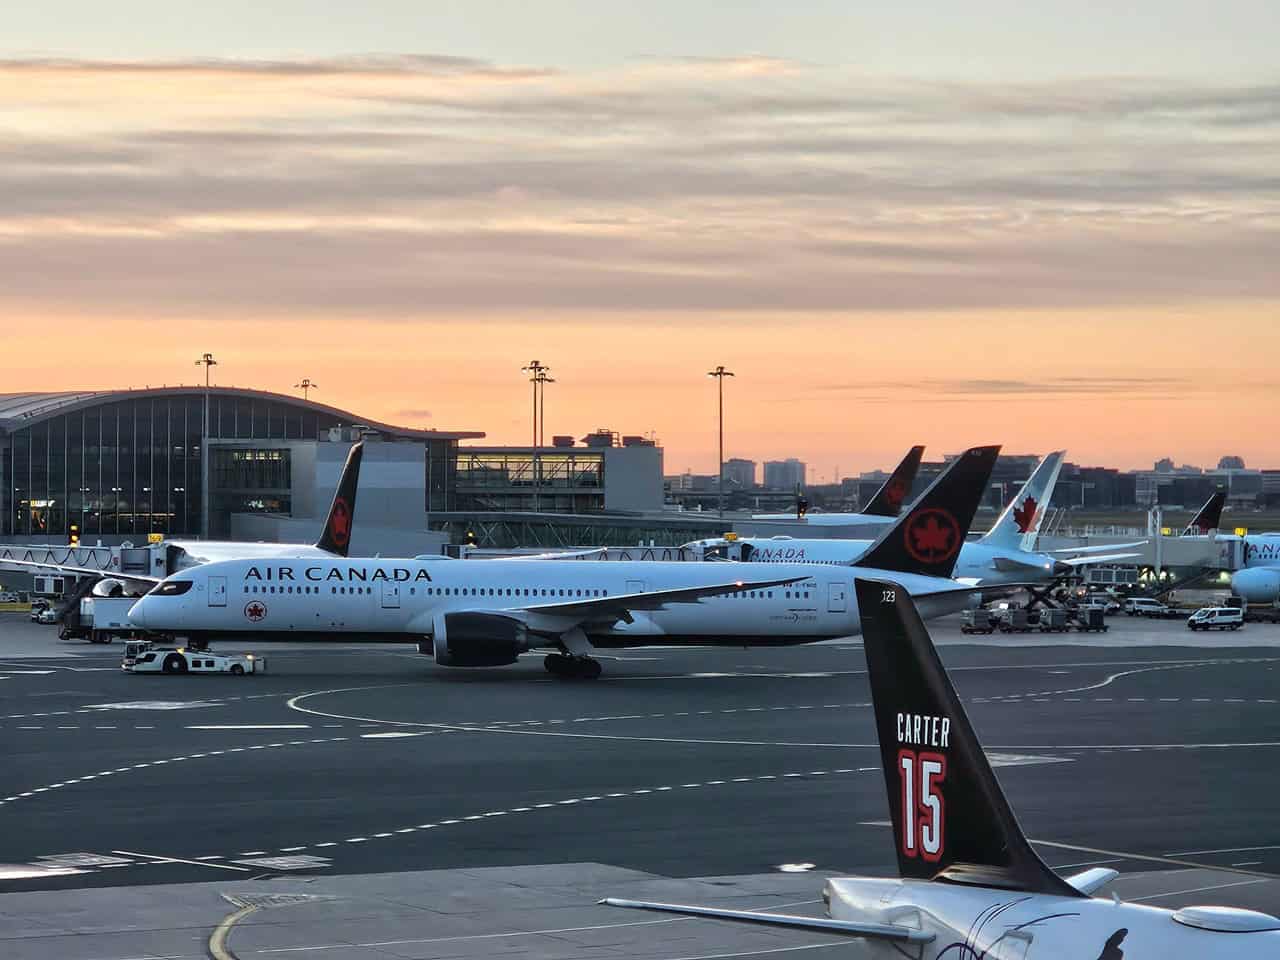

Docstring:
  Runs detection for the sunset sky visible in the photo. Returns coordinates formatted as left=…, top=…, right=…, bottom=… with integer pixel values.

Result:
left=3, top=3, right=1278, bottom=477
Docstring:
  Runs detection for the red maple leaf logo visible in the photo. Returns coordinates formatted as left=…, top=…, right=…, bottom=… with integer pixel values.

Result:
left=244, top=601, right=267, bottom=622
left=1012, top=496, right=1039, bottom=534
left=329, top=497, right=351, bottom=546
left=884, top=479, right=907, bottom=510
left=903, top=509, right=961, bottom=564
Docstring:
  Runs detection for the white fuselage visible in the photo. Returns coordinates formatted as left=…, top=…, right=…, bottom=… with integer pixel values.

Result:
left=128, top=556, right=970, bottom=646
left=827, top=876, right=1280, bottom=958
left=1232, top=534, right=1280, bottom=603
left=689, top=538, right=1056, bottom=588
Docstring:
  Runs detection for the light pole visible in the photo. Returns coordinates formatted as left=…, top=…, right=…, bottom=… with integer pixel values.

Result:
left=536, top=371, right=554, bottom=447
left=194, top=353, right=217, bottom=538
left=295, top=378, right=317, bottom=401
left=521, top=361, right=549, bottom=512
left=706, top=365, right=734, bottom=519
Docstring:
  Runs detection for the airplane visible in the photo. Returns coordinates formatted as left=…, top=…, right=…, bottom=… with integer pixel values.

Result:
left=1232, top=533, right=1280, bottom=605
left=1181, top=490, right=1227, bottom=537
left=752, top=445, right=926, bottom=528
left=0, top=441, right=366, bottom=595
left=128, top=446, right=1003, bottom=679
left=603, top=576, right=1280, bottom=954
left=687, top=451, right=1142, bottom=591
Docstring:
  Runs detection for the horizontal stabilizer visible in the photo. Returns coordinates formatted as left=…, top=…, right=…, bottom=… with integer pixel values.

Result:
left=600, top=898, right=935, bottom=943
left=1066, top=867, right=1120, bottom=895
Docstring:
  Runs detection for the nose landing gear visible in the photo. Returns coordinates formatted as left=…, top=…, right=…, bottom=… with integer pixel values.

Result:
left=544, top=653, right=603, bottom=680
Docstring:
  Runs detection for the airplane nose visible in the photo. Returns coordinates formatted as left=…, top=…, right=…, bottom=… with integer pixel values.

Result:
left=128, top=598, right=150, bottom=629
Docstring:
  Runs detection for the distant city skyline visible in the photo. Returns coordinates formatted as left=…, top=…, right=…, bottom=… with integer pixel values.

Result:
left=2, top=4, right=1277, bottom=476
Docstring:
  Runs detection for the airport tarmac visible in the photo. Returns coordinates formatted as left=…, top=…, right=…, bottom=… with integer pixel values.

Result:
left=3, top=612, right=1280, bottom=958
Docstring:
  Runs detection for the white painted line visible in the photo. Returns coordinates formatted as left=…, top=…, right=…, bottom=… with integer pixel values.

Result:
left=186, top=724, right=311, bottom=730
left=111, top=850, right=251, bottom=872
left=359, top=731, right=428, bottom=739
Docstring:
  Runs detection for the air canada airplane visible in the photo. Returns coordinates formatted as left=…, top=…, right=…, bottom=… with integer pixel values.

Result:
left=753, top=445, right=926, bottom=528
left=1233, top=533, right=1280, bottom=605
left=129, top=446, right=1002, bottom=678
left=604, top=577, right=1280, bottom=954
left=1, top=441, right=366, bottom=593
left=690, top=451, right=1140, bottom=590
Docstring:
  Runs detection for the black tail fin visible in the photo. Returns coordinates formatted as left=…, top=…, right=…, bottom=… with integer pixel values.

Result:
left=855, top=445, right=999, bottom=579
left=315, top=441, right=363, bottom=557
left=863, top=445, right=926, bottom=517
left=854, top=578, right=1080, bottom=896
left=1183, top=490, right=1226, bottom=536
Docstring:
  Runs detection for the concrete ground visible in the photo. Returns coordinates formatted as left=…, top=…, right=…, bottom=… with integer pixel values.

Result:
left=2, top=611, right=1279, bottom=958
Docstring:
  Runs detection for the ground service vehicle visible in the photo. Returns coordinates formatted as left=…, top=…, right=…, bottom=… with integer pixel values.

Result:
left=1124, top=597, right=1179, bottom=618
left=128, top=647, right=265, bottom=675
left=1188, top=607, right=1244, bottom=631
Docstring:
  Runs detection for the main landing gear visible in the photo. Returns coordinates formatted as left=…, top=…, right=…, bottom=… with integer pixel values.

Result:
left=544, top=653, right=602, bottom=680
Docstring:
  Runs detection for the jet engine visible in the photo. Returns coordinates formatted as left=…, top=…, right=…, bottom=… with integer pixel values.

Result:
left=1232, top=567, right=1280, bottom=605
left=91, top=578, right=128, bottom=598
left=431, top=612, right=530, bottom=667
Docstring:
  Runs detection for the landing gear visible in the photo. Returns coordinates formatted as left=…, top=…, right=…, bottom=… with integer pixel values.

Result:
left=544, top=653, right=602, bottom=680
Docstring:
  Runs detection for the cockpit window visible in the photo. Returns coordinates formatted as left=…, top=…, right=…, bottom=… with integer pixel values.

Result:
left=152, top=580, right=194, bottom=597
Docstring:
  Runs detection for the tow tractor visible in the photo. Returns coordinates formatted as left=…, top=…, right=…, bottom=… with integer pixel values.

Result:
left=123, top=640, right=266, bottom=675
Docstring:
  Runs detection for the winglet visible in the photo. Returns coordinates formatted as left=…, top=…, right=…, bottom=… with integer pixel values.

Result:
left=855, top=578, right=1081, bottom=896
left=315, top=441, right=363, bottom=557
left=1183, top=490, right=1226, bottom=536
left=863, top=446, right=926, bottom=517
left=980, top=450, right=1065, bottom=551
left=854, top=446, right=1000, bottom=579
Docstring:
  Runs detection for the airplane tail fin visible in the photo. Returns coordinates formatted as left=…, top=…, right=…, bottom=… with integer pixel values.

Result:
left=980, top=450, right=1065, bottom=551
left=315, top=441, right=363, bottom=557
left=854, top=446, right=1000, bottom=579
left=854, top=578, right=1081, bottom=896
left=1183, top=490, right=1226, bottom=536
left=862, top=445, right=926, bottom=517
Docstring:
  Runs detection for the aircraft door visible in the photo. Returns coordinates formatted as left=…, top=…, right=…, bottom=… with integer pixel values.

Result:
left=381, top=583, right=401, bottom=609
left=826, top=581, right=847, bottom=613
left=208, top=576, right=227, bottom=607
left=625, top=580, right=647, bottom=595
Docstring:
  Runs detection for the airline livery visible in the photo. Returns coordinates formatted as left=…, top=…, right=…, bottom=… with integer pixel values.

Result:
left=129, top=447, right=1003, bottom=678
left=605, top=578, right=1280, bottom=955
left=688, top=451, right=1140, bottom=590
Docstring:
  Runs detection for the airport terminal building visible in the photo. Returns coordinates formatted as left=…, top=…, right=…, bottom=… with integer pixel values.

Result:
left=0, top=389, right=666, bottom=552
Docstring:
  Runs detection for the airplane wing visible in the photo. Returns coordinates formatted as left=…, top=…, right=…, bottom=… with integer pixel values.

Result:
left=521, top=575, right=812, bottom=619
left=600, top=898, right=934, bottom=944
left=1047, top=540, right=1146, bottom=556
left=1059, top=552, right=1142, bottom=567
left=0, top=558, right=161, bottom=586
left=506, top=548, right=609, bottom=561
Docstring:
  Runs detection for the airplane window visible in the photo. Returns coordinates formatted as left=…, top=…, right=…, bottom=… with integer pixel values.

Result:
left=331, top=587, right=336, bottom=594
left=409, top=588, right=415, bottom=596
left=767, top=591, right=772, bottom=598
left=153, top=580, right=195, bottom=597
left=243, top=586, right=249, bottom=594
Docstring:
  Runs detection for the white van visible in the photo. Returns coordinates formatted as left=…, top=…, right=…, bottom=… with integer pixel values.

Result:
left=1187, top=607, right=1244, bottom=631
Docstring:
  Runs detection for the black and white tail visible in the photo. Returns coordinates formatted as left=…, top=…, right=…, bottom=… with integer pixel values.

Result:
left=862, top=445, right=926, bottom=517
left=315, top=441, right=363, bottom=557
left=855, top=445, right=1000, bottom=579
left=1183, top=490, right=1226, bottom=536
left=855, top=578, right=1080, bottom=895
